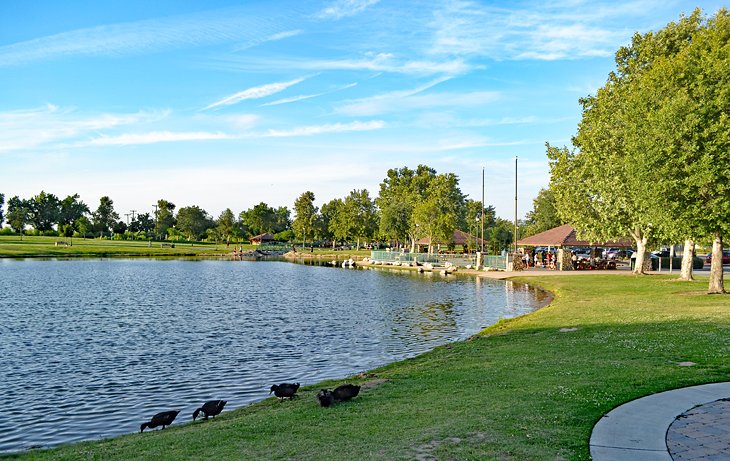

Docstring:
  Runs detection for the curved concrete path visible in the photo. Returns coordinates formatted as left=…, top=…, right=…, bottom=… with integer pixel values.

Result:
left=590, top=382, right=730, bottom=460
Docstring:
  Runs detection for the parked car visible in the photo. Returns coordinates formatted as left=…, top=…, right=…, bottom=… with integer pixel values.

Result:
left=705, top=250, right=730, bottom=265
left=603, top=248, right=623, bottom=259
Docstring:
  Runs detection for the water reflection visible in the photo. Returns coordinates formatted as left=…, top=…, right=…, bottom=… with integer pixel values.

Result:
left=0, top=259, right=545, bottom=453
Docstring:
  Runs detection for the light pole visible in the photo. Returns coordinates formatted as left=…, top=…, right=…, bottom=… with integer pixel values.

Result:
left=481, top=167, right=485, bottom=254
left=514, top=156, right=518, bottom=253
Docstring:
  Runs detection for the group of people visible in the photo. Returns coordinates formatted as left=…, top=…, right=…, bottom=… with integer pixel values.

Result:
left=522, top=250, right=557, bottom=270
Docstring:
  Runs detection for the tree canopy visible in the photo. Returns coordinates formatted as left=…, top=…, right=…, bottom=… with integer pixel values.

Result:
left=548, top=8, right=729, bottom=291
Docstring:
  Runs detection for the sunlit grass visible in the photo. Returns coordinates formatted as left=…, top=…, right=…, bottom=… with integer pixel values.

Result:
left=0, top=235, right=231, bottom=257
left=6, top=274, right=729, bottom=460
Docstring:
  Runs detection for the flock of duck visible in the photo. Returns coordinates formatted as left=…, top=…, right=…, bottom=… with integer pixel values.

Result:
left=139, top=382, right=361, bottom=433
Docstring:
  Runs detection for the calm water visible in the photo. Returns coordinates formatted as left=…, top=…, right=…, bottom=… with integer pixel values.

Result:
left=0, top=259, right=546, bottom=453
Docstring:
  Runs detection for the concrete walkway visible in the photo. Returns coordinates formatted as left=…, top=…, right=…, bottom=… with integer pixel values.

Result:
left=590, top=382, right=730, bottom=460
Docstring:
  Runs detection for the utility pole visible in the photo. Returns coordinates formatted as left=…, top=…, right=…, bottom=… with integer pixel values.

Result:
left=514, top=156, right=518, bottom=253
left=124, top=213, right=131, bottom=225
left=152, top=204, right=159, bottom=239
left=481, top=167, right=485, bottom=254
left=130, top=210, right=137, bottom=221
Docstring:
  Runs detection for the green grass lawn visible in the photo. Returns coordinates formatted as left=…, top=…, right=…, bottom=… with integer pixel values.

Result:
left=0, top=235, right=233, bottom=258
left=6, top=275, right=729, bottom=460
left=0, top=236, right=373, bottom=259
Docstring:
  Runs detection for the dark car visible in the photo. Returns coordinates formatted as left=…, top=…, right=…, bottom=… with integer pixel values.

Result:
left=705, top=250, right=730, bottom=265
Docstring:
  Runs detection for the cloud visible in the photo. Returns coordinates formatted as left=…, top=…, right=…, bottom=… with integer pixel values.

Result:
left=209, top=53, right=475, bottom=76
left=0, top=6, right=301, bottom=67
left=264, top=120, right=385, bottom=137
left=260, top=82, right=357, bottom=107
left=0, top=105, right=166, bottom=153
left=316, top=0, right=380, bottom=20
left=335, top=78, right=499, bottom=116
left=83, top=131, right=233, bottom=146
left=203, top=77, right=308, bottom=110
left=232, top=29, right=303, bottom=52
left=426, top=0, right=640, bottom=61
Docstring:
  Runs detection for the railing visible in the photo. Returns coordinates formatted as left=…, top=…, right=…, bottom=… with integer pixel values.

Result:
left=483, top=255, right=508, bottom=270
left=371, top=250, right=507, bottom=269
left=257, top=243, right=292, bottom=252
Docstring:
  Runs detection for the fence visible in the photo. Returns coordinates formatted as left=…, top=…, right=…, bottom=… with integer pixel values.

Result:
left=371, top=251, right=508, bottom=269
left=484, top=255, right=508, bottom=270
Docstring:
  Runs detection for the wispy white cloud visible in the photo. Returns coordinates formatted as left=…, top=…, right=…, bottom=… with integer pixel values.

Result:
left=232, top=29, right=303, bottom=52
left=209, top=53, right=475, bottom=76
left=426, top=0, right=646, bottom=61
left=0, top=6, right=301, bottom=67
left=264, top=120, right=385, bottom=137
left=315, top=0, right=381, bottom=20
left=335, top=77, right=499, bottom=116
left=260, top=82, right=357, bottom=107
left=202, top=77, right=308, bottom=110
left=0, top=105, right=167, bottom=153
left=83, top=131, right=233, bottom=146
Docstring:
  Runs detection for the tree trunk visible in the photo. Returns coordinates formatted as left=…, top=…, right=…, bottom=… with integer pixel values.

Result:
left=356, top=238, right=360, bottom=251
left=679, top=239, right=695, bottom=281
left=708, top=233, right=725, bottom=294
left=631, top=232, right=650, bottom=275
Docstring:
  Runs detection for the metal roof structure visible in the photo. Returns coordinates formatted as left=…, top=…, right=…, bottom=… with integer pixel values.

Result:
left=516, top=224, right=633, bottom=248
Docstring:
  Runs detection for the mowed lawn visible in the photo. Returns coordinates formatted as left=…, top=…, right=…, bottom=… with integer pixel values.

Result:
left=6, top=275, right=729, bottom=461
left=0, top=235, right=226, bottom=257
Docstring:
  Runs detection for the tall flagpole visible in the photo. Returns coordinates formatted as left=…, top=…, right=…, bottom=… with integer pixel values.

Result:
left=481, top=167, right=485, bottom=254
left=514, top=156, right=518, bottom=253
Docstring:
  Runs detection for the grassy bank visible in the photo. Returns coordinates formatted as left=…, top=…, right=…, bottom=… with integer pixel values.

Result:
left=0, top=235, right=228, bottom=258
left=0, top=236, right=372, bottom=259
left=7, top=275, right=729, bottom=460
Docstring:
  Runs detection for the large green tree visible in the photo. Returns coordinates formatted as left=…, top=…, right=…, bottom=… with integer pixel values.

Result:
left=549, top=10, right=717, bottom=276
left=629, top=9, right=729, bottom=291
left=92, top=196, right=119, bottom=237
left=376, top=165, right=437, bottom=250
left=176, top=205, right=213, bottom=240
left=320, top=198, right=344, bottom=248
left=216, top=208, right=236, bottom=244
left=240, top=202, right=277, bottom=236
left=293, top=191, right=318, bottom=247
left=6, top=196, right=29, bottom=237
left=523, top=188, right=563, bottom=237
left=412, top=173, right=466, bottom=253
left=28, top=191, right=61, bottom=232
left=0, top=193, right=4, bottom=227
left=154, top=199, right=176, bottom=239
left=343, top=189, right=378, bottom=250
left=59, top=194, right=90, bottom=237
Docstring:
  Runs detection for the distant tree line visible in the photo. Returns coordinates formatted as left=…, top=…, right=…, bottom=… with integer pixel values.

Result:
left=0, top=165, right=518, bottom=253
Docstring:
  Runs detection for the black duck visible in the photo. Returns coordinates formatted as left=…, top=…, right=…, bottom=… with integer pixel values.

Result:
left=192, top=399, right=227, bottom=421
left=317, top=389, right=334, bottom=407
left=270, top=382, right=300, bottom=400
left=140, top=410, right=180, bottom=432
left=332, top=384, right=360, bottom=402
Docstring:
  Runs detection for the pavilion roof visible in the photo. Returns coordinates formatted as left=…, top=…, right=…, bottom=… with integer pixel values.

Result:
left=516, top=224, right=633, bottom=248
left=416, top=229, right=487, bottom=246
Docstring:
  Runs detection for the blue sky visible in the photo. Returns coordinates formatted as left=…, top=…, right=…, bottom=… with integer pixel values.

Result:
left=0, top=0, right=724, bottom=221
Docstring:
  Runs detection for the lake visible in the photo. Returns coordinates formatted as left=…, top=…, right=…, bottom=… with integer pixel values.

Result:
left=0, top=259, right=547, bottom=453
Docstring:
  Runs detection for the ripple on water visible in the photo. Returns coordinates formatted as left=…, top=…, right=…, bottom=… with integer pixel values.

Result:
left=0, top=259, right=544, bottom=453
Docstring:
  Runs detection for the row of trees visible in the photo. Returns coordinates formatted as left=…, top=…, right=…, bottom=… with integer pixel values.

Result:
left=0, top=165, right=520, bottom=253
left=289, top=165, right=517, bottom=253
left=546, top=9, right=728, bottom=293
